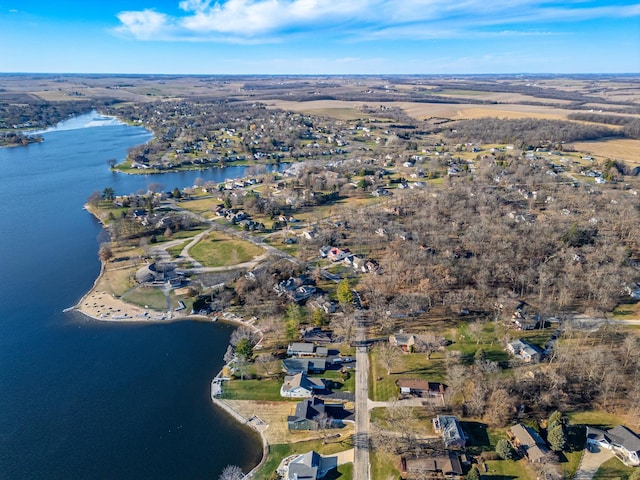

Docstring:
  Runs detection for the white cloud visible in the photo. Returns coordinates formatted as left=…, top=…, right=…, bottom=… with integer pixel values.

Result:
left=113, top=0, right=640, bottom=42
left=115, top=9, right=172, bottom=40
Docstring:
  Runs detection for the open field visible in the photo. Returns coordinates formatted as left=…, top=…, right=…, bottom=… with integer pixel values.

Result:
left=189, top=231, right=264, bottom=267
left=571, top=139, right=640, bottom=166
left=266, top=98, right=579, bottom=121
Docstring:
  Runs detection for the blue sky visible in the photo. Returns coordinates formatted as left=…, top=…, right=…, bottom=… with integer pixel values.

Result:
left=1, top=0, right=639, bottom=74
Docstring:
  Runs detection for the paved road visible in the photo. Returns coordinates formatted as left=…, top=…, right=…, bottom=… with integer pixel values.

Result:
left=354, top=312, right=370, bottom=480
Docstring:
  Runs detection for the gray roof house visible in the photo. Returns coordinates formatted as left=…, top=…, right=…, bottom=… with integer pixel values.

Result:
left=433, top=415, right=466, bottom=448
left=506, top=339, right=542, bottom=363
left=287, top=451, right=321, bottom=480
left=509, top=423, right=549, bottom=462
left=280, top=372, right=325, bottom=398
left=287, top=397, right=348, bottom=431
left=587, top=425, right=640, bottom=466
left=287, top=342, right=328, bottom=358
left=282, top=358, right=327, bottom=374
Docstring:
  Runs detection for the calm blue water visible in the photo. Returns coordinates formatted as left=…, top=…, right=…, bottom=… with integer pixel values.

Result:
left=0, top=113, right=262, bottom=479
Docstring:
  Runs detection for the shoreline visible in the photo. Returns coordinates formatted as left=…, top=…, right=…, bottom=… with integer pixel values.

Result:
left=210, top=396, right=270, bottom=476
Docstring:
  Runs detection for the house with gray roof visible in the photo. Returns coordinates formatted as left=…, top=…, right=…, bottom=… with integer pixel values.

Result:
left=287, top=397, right=350, bottom=431
left=282, top=358, right=327, bottom=375
left=433, top=415, right=466, bottom=448
left=506, top=339, right=542, bottom=363
left=287, top=342, right=328, bottom=358
left=280, top=372, right=325, bottom=398
left=509, top=423, right=549, bottom=463
left=587, top=425, right=640, bottom=466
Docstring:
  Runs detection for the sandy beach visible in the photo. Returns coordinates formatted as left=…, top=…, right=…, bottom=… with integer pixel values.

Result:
left=74, top=289, right=161, bottom=322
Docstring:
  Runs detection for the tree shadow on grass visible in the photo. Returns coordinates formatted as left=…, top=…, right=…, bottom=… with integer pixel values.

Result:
left=461, top=421, right=491, bottom=453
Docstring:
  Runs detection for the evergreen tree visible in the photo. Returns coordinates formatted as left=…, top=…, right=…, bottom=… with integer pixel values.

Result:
left=235, top=337, right=254, bottom=360
left=496, top=439, right=515, bottom=460
left=548, top=424, right=567, bottom=452
left=337, top=279, right=353, bottom=306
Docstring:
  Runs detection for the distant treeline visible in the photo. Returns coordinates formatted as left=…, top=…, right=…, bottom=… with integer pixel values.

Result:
left=444, top=117, right=622, bottom=146
left=568, top=112, right=640, bottom=139
left=0, top=96, right=120, bottom=130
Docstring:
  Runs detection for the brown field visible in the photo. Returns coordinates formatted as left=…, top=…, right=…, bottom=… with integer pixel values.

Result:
left=430, top=90, right=575, bottom=105
left=266, top=99, right=576, bottom=121
left=571, top=138, right=640, bottom=165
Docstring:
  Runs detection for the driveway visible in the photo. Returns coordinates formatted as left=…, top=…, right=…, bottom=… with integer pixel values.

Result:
left=574, top=445, right=613, bottom=480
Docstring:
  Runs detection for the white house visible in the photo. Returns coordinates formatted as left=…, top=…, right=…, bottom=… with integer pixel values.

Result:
left=587, top=425, right=640, bottom=466
left=280, top=372, right=325, bottom=398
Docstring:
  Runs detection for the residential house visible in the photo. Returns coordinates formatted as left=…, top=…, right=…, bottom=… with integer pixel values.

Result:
left=587, top=425, right=640, bottom=466
left=282, top=450, right=344, bottom=480
left=302, top=327, right=333, bottom=344
left=400, top=452, right=464, bottom=478
left=506, top=339, right=542, bottom=363
left=327, top=247, right=351, bottom=262
left=287, top=397, right=348, bottom=431
left=509, top=423, right=549, bottom=462
left=511, top=301, right=540, bottom=330
left=397, top=379, right=447, bottom=404
left=286, top=451, right=321, bottom=480
left=282, top=358, right=327, bottom=375
left=389, top=333, right=417, bottom=353
left=433, top=415, right=466, bottom=448
left=287, top=342, right=328, bottom=358
left=280, top=372, right=325, bottom=398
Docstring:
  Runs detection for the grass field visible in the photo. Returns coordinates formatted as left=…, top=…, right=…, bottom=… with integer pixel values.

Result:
left=121, top=286, right=167, bottom=310
left=265, top=99, right=577, bottom=122
left=189, top=231, right=264, bottom=267
left=484, top=458, right=536, bottom=480
left=571, top=139, right=640, bottom=166
left=222, top=378, right=285, bottom=401
left=369, top=350, right=447, bottom=401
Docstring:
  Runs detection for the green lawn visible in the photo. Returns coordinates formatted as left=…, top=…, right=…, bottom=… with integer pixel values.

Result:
left=568, top=411, right=627, bottom=429
left=369, top=350, right=446, bottom=401
left=221, top=378, right=285, bottom=401
left=322, top=369, right=356, bottom=393
left=122, top=286, right=167, bottom=310
left=370, top=449, right=401, bottom=480
left=189, top=231, right=264, bottom=267
left=594, top=457, right=637, bottom=480
left=167, top=240, right=190, bottom=259
left=484, top=459, right=536, bottom=480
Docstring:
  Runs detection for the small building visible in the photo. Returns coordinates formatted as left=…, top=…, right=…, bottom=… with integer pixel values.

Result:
left=587, top=425, right=640, bottom=466
left=397, top=379, right=447, bottom=404
left=433, top=415, right=466, bottom=448
left=389, top=333, right=417, bottom=352
left=280, top=372, right=325, bottom=398
left=509, top=423, right=549, bottom=463
left=506, top=339, right=542, bottom=363
left=400, top=452, right=464, bottom=478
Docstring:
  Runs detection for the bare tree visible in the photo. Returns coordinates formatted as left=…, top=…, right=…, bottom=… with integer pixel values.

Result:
left=218, top=464, right=244, bottom=480
left=376, top=342, right=402, bottom=376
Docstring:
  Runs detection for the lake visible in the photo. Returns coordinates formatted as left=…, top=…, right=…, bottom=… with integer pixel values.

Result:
left=0, top=112, right=263, bottom=479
